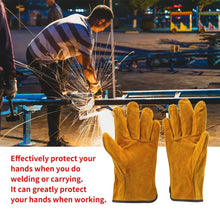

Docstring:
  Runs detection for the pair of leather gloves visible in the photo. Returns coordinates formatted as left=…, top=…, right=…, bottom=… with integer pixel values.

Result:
left=102, top=99, right=208, bottom=202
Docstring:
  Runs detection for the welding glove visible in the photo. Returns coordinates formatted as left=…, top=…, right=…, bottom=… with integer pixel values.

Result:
left=103, top=102, right=160, bottom=202
left=163, top=99, right=208, bottom=201
left=4, top=79, right=17, bottom=99
left=89, top=82, right=102, bottom=95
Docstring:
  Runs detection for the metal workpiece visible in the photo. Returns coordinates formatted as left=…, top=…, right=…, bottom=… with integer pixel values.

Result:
left=121, top=88, right=220, bottom=98
left=3, top=96, right=72, bottom=106
left=2, top=94, right=72, bottom=146
left=1, top=88, right=220, bottom=146
left=95, top=96, right=220, bottom=106
left=2, top=88, right=220, bottom=111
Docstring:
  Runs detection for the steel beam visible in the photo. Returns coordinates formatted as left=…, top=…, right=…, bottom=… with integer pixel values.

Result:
left=95, top=97, right=220, bottom=106
left=2, top=94, right=71, bottom=146
left=122, top=89, right=220, bottom=98
left=3, top=99, right=71, bottom=106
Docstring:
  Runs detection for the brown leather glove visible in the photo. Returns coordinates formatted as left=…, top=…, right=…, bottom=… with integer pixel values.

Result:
left=163, top=99, right=208, bottom=201
left=103, top=102, right=160, bottom=202
left=89, top=83, right=102, bottom=94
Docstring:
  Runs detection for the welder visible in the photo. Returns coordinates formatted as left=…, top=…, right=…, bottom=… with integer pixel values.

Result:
left=26, top=5, right=114, bottom=146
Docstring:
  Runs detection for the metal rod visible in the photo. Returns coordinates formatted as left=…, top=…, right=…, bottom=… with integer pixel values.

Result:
left=95, top=97, right=220, bottom=106
left=14, top=93, right=46, bottom=99
left=122, top=89, right=220, bottom=97
left=3, top=98, right=71, bottom=106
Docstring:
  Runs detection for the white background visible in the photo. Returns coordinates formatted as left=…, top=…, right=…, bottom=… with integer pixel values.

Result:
left=0, top=146, right=220, bottom=220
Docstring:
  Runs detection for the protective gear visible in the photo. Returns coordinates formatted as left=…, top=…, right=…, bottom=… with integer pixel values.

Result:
left=163, top=99, right=208, bottom=201
left=102, top=102, right=160, bottom=202
left=4, top=79, right=17, bottom=99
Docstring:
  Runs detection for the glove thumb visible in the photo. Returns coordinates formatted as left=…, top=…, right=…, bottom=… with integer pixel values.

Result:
left=102, top=132, right=124, bottom=164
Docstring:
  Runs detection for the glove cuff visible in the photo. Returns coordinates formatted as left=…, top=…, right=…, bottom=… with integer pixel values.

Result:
left=169, top=185, right=203, bottom=202
left=112, top=195, right=158, bottom=203
left=112, top=171, right=158, bottom=203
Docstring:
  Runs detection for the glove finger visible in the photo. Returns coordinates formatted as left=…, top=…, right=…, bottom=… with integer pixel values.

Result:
left=192, top=101, right=207, bottom=139
left=102, top=132, right=124, bottom=163
left=114, top=106, right=131, bottom=146
left=192, top=131, right=208, bottom=172
left=150, top=120, right=160, bottom=146
left=179, top=99, right=193, bottom=137
left=169, top=104, right=181, bottom=139
left=127, top=102, right=140, bottom=140
left=162, top=117, right=174, bottom=142
left=140, top=107, right=153, bottom=142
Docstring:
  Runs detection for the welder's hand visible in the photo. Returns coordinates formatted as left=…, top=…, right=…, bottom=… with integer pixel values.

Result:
left=89, top=82, right=102, bottom=95
left=4, top=79, right=17, bottom=99
left=102, top=102, right=160, bottom=202
left=163, top=99, right=208, bottom=201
